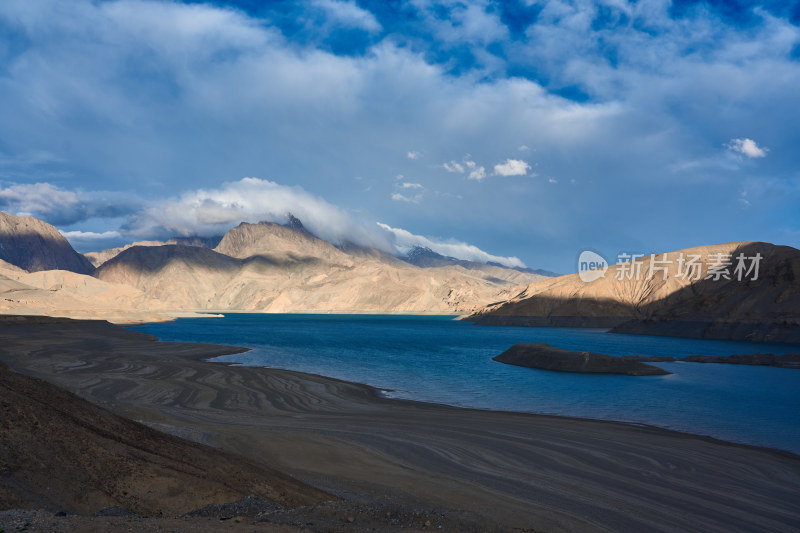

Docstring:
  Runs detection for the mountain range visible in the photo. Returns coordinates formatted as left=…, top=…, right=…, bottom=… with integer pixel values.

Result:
left=1, top=210, right=797, bottom=343
left=0, top=211, right=546, bottom=320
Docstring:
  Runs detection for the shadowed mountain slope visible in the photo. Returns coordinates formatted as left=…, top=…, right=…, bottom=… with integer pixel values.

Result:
left=83, top=240, right=168, bottom=267
left=0, top=212, right=94, bottom=274
left=84, top=236, right=224, bottom=268
left=96, top=245, right=244, bottom=309
left=468, top=242, right=800, bottom=342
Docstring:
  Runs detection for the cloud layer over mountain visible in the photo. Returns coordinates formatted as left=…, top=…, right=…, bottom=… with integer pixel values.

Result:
left=0, top=176, right=526, bottom=267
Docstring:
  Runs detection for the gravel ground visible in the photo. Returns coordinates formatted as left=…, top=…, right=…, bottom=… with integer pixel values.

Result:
left=0, top=498, right=527, bottom=533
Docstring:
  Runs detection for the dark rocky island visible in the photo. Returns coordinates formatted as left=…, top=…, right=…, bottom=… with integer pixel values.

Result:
left=493, top=343, right=671, bottom=376
left=496, top=347, right=800, bottom=373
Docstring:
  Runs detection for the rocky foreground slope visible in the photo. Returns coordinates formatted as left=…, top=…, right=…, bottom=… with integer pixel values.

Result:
left=468, top=241, right=800, bottom=343
left=0, top=355, right=327, bottom=516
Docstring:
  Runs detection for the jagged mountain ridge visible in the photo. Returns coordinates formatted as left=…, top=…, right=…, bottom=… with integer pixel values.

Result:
left=94, top=221, right=544, bottom=313
left=84, top=236, right=223, bottom=267
left=214, top=220, right=353, bottom=266
left=84, top=216, right=554, bottom=280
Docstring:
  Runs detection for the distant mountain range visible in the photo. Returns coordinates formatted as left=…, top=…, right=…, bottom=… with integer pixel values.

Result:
left=94, top=220, right=544, bottom=313
left=402, top=246, right=559, bottom=277
left=0, top=211, right=548, bottom=320
left=2, top=210, right=797, bottom=343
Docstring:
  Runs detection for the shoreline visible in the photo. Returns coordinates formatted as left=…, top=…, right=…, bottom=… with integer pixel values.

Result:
left=2, top=316, right=799, bottom=532
left=219, top=355, right=800, bottom=460
left=191, top=326, right=800, bottom=456
left=198, top=340, right=800, bottom=458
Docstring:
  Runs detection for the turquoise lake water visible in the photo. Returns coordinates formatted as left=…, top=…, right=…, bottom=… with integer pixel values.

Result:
left=133, top=314, right=800, bottom=454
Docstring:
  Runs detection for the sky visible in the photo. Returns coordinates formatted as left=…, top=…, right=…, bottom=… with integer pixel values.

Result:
left=1, top=0, right=799, bottom=273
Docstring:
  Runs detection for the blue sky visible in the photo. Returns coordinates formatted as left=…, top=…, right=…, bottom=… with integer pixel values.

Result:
left=1, top=0, right=798, bottom=272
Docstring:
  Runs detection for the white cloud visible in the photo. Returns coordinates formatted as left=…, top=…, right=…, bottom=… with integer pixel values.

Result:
left=727, top=138, right=769, bottom=158
left=518, top=145, right=530, bottom=151
left=310, top=0, right=381, bottom=32
left=444, top=159, right=486, bottom=180
left=0, top=182, right=79, bottom=215
left=467, top=164, right=486, bottom=181
left=407, top=151, right=420, bottom=159
left=391, top=192, right=419, bottom=203
left=468, top=169, right=486, bottom=180
left=493, top=159, right=531, bottom=176
left=0, top=182, right=139, bottom=225
left=442, top=161, right=465, bottom=173
left=392, top=181, right=424, bottom=202
left=548, top=177, right=558, bottom=183
left=126, top=177, right=393, bottom=251
left=414, top=0, right=509, bottom=46
left=60, top=230, right=121, bottom=240
left=376, top=222, right=526, bottom=268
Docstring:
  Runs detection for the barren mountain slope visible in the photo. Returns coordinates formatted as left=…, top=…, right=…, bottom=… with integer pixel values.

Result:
left=468, top=241, right=800, bottom=341
left=0, top=212, right=95, bottom=274
left=96, top=245, right=243, bottom=309
left=95, top=222, right=540, bottom=313
left=0, top=262, right=168, bottom=322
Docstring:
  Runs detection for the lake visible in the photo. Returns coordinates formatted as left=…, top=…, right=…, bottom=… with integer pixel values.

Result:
left=133, top=314, right=800, bottom=454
